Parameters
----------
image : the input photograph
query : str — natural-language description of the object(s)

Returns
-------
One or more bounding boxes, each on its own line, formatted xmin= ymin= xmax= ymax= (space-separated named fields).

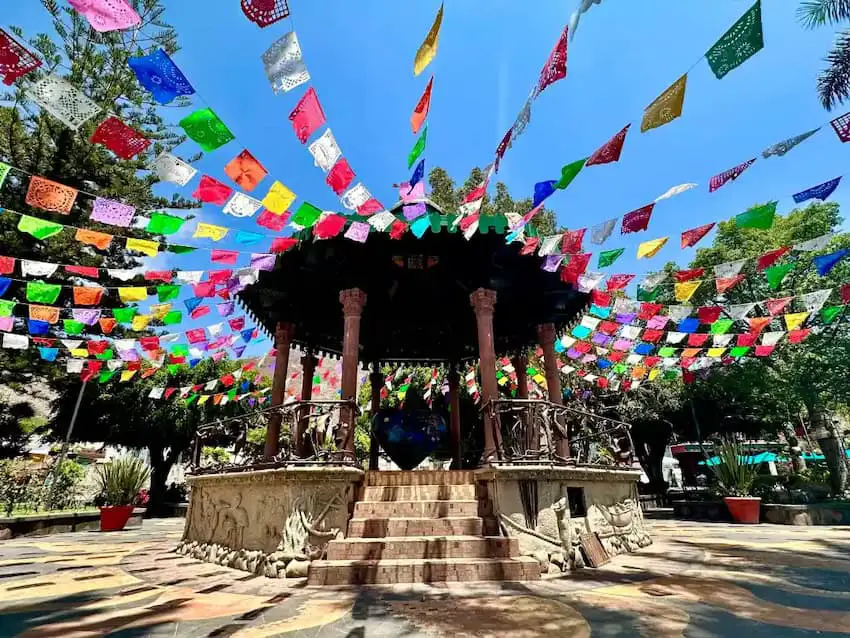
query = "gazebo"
xmin=179 ymin=202 xmax=651 ymax=585
xmin=237 ymin=200 xmax=589 ymax=466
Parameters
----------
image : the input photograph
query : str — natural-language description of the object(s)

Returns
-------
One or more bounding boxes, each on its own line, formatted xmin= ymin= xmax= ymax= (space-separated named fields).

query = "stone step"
xmin=308 ymin=557 xmax=540 ymax=585
xmin=347 ymin=517 xmax=483 ymax=538
xmin=326 ymin=536 xmax=519 ymax=561
xmin=362 ymin=484 xmax=477 ymax=502
xmin=353 ymin=500 xmax=479 ymax=519
xmin=365 ymin=470 xmax=475 ymax=487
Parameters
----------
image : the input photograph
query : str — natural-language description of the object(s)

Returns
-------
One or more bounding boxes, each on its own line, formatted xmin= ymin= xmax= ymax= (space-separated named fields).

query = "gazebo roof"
xmin=238 ymin=201 xmax=588 ymax=364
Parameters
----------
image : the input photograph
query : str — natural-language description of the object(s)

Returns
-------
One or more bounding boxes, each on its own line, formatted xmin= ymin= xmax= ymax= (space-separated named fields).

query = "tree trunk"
xmin=783 ymin=426 xmax=806 ymax=473
xmin=146 ymin=446 xmax=176 ymax=517
xmin=631 ymin=420 xmax=672 ymax=495
xmin=811 ymin=409 xmax=847 ymax=495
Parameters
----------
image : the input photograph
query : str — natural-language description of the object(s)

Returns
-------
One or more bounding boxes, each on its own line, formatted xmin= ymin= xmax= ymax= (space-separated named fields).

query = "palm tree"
xmin=799 ymin=0 xmax=850 ymax=109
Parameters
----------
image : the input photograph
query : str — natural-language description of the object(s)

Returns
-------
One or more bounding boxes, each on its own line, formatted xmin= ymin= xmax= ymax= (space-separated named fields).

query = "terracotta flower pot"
xmin=99 ymin=505 xmax=135 ymax=532
xmin=723 ymin=496 xmax=761 ymax=524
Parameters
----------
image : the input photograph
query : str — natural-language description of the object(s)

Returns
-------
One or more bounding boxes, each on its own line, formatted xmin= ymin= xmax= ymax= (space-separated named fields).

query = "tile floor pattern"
xmin=2 ymin=517 xmax=850 ymax=635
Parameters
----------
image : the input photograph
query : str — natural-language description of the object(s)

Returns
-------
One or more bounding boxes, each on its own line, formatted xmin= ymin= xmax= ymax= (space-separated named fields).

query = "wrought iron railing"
xmin=190 ymin=399 xmax=360 ymax=474
xmin=481 ymin=398 xmax=635 ymax=466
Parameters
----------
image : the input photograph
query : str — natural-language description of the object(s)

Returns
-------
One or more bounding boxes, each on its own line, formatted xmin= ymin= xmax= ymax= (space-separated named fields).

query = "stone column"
xmin=447 ymin=366 xmax=462 ymax=468
xmin=369 ymin=369 xmax=383 ymax=470
xmin=295 ymin=350 xmax=317 ymax=458
xmin=537 ymin=322 xmax=569 ymax=459
xmin=339 ymin=289 xmax=367 ymax=461
xmin=264 ymin=322 xmax=294 ymax=459
xmin=470 ymin=288 xmax=500 ymax=463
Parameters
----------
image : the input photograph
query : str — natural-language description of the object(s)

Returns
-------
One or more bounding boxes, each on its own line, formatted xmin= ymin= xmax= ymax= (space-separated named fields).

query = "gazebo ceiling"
xmin=238 ymin=203 xmax=588 ymax=363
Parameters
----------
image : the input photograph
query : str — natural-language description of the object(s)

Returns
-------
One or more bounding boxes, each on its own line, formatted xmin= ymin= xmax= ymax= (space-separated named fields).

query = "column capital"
xmin=275 ymin=321 xmax=295 ymax=345
xmin=446 ymin=367 xmax=460 ymax=383
xmin=536 ymin=322 xmax=557 ymax=346
xmin=300 ymin=352 xmax=317 ymax=367
xmin=339 ymin=288 xmax=367 ymax=316
xmin=369 ymin=369 xmax=384 ymax=386
xmin=469 ymin=288 xmax=497 ymax=314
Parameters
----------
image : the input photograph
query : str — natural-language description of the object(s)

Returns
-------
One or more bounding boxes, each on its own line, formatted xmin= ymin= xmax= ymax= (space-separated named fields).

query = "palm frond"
xmin=818 ymin=30 xmax=850 ymax=109
xmin=798 ymin=0 xmax=850 ymax=28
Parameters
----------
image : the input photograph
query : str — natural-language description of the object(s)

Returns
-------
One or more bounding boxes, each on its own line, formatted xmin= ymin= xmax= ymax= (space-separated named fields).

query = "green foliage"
xmin=201 ymin=446 xmax=232 ymax=465
xmin=428 ymin=167 xmax=559 ymax=235
xmin=0 ymin=0 xmax=197 ymax=385
xmin=0 ymin=459 xmax=40 ymax=516
xmin=0 ymin=398 xmax=39 ymax=459
xmin=711 ymin=438 xmax=760 ymax=497
xmin=44 ymin=460 xmax=84 ymax=511
xmin=797 ymin=1 xmax=850 ymax=108
xmin=94 ymin=456 xmax=150 ymax=506
xmin=49 ymin=358 xmax=253 ymax=509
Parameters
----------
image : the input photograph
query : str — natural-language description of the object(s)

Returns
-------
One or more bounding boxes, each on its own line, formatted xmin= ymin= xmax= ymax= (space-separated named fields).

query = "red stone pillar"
xmin=369 ymin=368 xmax=383 ymax=470
xmin=295 ymin=350 xmax=317 ymax=458
xmin=264 ymin=322 xmax=294 ymax=459
xmin=470 ymin=288 xmax=499 ymax=463
xmin=339 ymin=288 xmax=367 ymax=461
xmin=447 ymin=366 xmax=462 ymax=468
xmin=537 ymin=322 xmax=569 ymax=459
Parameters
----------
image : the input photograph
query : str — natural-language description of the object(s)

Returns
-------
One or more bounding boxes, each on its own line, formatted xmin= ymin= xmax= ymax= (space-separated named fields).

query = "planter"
xmin=99 ymin=505 xmax=135 ymax=532
xmin=723 ymin=496 xmax=761 ymax=524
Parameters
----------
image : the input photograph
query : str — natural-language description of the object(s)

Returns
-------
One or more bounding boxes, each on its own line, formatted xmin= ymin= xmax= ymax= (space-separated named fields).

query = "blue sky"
xmin=5 ymin=0 xmax=849 ymax=363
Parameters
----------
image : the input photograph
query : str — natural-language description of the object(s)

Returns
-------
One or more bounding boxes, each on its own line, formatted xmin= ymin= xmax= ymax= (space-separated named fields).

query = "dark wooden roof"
xmin=238 ymin=202 xmax=588 ymax=363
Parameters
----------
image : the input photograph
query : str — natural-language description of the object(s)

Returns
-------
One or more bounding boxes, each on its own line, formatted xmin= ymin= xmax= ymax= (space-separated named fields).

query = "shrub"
xmin=94 ymin=457 xmax=151 ymax=507
xmin=711 ymin=438 xmax=760 ymax=497
xmin=44 ymin=460 xmax=85 ymax=511
xmin=0 ymin=460 xmax=43 ymax=516
xmin=201 ymin=446 xmax=232 ymax=465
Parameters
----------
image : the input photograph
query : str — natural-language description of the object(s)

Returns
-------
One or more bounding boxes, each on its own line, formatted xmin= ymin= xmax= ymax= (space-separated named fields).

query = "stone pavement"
xmin=2 ymin=517 xmax=850 ymax=636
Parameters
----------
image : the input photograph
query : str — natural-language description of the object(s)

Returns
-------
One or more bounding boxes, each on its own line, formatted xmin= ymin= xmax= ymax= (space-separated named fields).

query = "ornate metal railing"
xmin=481 ymin=398 xmax=635 ymax=466
xmin=190 ymin=399 xmax=360 ymax=474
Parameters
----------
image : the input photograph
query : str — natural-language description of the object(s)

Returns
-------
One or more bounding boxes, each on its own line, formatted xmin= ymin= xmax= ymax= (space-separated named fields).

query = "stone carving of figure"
xmin=217 ymin=492 xmax=249 ymax=548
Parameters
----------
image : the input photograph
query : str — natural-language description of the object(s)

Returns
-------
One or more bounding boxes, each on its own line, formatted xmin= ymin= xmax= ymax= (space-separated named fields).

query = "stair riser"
xmin=308 ymin=560 xmax=540 ymax=585
xmin=327 ymin=537 xmax=519 ymax=560
xmin=353 ymin=501 xmax=478 ymax=518
xmin=366 ymin=470 xmax=475 ymax=487
xmin=347 ymin=518 xmax=482 ymax=538
xmin=362 ymin=484 xmax=476 ymax=501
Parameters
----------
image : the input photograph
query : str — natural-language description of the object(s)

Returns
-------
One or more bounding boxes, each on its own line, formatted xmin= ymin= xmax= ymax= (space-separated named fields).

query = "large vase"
xmin=99 ymin=505 xmax=135 ymax=532
xmin=723 ymin=497 xmax=761 ymax=524
xmin=373 ymin=409 xmax=448 ymax=470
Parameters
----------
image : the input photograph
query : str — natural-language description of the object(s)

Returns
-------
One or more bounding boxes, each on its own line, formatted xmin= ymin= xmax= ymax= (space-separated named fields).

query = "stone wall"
xmin=178 ymin=466 xmax=363 ymax=579
xmin=475 ymin=465 xmax=651 ymax=575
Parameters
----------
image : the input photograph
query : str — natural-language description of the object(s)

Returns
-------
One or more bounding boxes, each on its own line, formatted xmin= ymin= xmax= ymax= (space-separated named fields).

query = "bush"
xmin=201 ymin=446 xmax=232 ymax=465
xmin=0 ymin=460 xmax=43 ymax=516
xmin=94 ymin=457 xmax=151 ymax=507
xmin=44 ymin=460 xmax=85 ymax=511
xmin=711 ymin=438 xmax=760 ymax=497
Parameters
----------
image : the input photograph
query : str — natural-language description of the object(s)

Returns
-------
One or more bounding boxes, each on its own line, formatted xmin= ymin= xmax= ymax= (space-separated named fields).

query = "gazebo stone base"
xmin=474 ymin=465 xmax=652 ymax=575
xmin=180 ymin=466 xmax=364 ymax=578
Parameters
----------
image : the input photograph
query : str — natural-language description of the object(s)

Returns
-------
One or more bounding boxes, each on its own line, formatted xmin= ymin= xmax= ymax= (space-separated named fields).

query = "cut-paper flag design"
xmin=261 ymin=31 xmax=309 ymax=93
xmin=414 ymin=3 xmax=444 ymax=76
xmin=289 ymin=87 xmax=326 ymax=144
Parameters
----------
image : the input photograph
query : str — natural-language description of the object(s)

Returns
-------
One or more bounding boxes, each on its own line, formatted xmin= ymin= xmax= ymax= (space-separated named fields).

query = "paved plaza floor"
xmin=1 ymin=517 xmax=850 ymax=636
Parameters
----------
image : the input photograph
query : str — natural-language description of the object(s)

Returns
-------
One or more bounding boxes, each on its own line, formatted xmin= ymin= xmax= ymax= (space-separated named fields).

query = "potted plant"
xmin=711 ymin=438 xmax=761 ymax=523
xmin=94 ymin=457 xmax=151 ymax=532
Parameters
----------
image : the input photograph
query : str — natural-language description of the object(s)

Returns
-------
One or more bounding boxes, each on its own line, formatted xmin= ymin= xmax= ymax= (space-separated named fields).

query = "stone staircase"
xmin=307 ymin=470 xmax=540 ymax=585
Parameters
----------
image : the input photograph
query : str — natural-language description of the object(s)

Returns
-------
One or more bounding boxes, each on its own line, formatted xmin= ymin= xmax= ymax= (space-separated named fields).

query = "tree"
xmin=48 ymin=359 xmax=259 ymax=513
xmin=1 ymin=1 xmax=196 ymax=383
xmin=618 ymin=201 xmax=850 ymax=492
xmin=798 ymin=0 xmax=850 ymax=109
xmin=428 ymin=167 xmax=560 ymax=235
xmin=0 ymin=398 xmax=38 ymax=459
